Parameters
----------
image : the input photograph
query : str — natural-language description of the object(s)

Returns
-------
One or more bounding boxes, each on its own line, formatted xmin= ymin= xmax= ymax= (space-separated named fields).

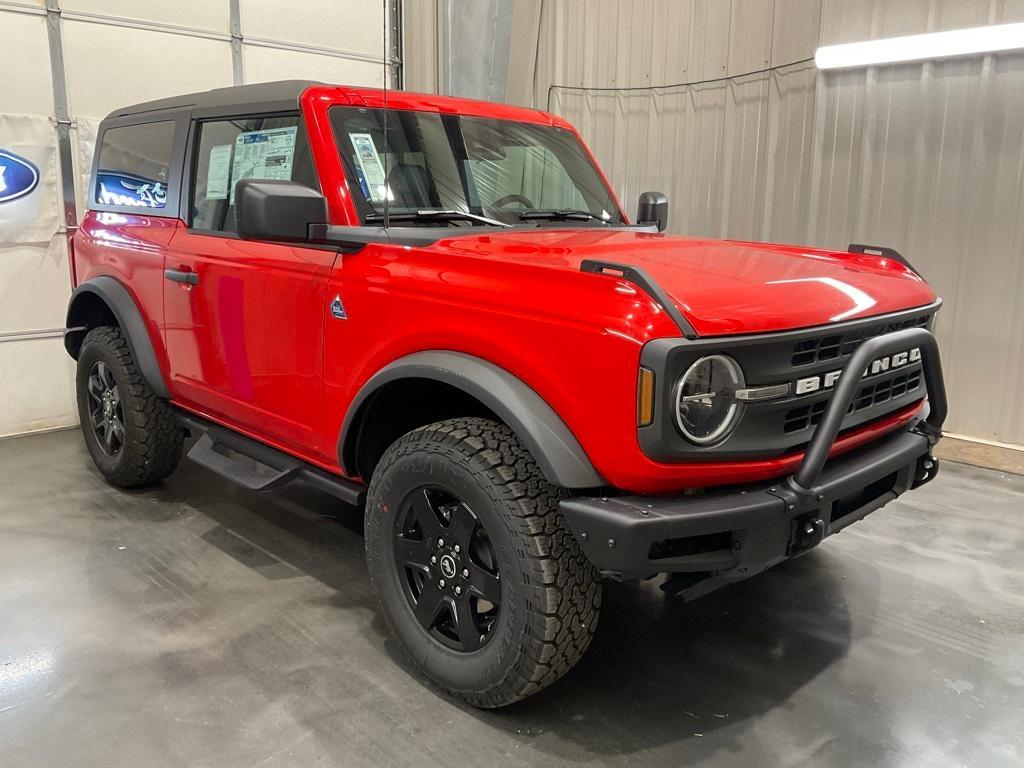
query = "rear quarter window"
xmin=93 ymin=121 xmax=175 ymax=209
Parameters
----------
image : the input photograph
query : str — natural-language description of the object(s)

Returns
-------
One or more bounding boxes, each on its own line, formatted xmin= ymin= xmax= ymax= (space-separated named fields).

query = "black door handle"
xmin=164 ymin=268 xmax=199 ymax=286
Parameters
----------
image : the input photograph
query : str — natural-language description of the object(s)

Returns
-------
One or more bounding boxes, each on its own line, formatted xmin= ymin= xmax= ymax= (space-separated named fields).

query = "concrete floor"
xmin=1 ymin=430 xmax=1022 ymax=768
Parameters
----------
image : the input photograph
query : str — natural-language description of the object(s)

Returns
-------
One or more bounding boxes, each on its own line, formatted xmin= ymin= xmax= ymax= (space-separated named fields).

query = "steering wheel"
xmin=492 ymin=193 xmax=535 ymax=209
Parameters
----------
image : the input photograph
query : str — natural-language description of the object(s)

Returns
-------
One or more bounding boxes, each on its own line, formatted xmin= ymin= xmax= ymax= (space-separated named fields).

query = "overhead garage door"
xmin=0 ymin=0 xmax=395 ymax=436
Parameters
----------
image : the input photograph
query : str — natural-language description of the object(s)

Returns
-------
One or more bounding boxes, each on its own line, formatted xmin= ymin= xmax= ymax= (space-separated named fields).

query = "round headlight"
xmin=675 ymin=355 xmax=745 ymax=445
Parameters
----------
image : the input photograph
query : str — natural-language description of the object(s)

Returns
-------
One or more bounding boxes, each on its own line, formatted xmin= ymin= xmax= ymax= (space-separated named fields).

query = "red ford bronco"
xmin=65 ymin=81 xmax=946 ymax=707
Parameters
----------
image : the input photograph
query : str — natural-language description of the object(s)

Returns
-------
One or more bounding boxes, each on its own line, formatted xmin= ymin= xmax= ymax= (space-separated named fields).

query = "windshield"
xmin=329 ymin=106 xmax=624 ymax=227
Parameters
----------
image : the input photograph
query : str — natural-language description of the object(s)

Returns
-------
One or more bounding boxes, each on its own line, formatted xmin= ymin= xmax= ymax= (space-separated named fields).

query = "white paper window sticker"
xmin=349 ymin=132 xmax=387 ymax=202
xmin=229 ymin=126 xmax=298 ymax=203
xmin=205 ymin=144 xmax=233 ymax=200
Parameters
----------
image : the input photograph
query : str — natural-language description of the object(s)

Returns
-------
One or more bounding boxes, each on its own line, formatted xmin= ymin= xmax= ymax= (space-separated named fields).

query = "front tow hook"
xmin=790 ymin=516 xmax=826 ymax=557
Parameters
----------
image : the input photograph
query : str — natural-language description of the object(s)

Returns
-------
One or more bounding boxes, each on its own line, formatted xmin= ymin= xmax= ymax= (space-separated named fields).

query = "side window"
xmin=94 ymin=121 xmax=175 ymax=209
xmin=191 ymin=115 xmax=318 ymax=233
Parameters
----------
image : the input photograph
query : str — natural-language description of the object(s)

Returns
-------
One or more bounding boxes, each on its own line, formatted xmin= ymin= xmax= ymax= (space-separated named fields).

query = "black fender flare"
xmin=339 ymin=351 xmax=605 ymax=489
xmin=64 ymin=276 xmax=170 ymax=399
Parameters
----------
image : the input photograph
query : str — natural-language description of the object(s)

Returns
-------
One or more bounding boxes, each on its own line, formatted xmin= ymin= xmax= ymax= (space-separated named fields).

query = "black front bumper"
xmin=560 ymin=327 xmax=947 ymax=597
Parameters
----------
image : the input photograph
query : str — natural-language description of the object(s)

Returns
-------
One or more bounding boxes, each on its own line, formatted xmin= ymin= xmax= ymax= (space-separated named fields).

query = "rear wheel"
xmin=365 ymin=417 xmax=601 ymax=708
xmin=75 ymin=326 xmax=183 ymax=487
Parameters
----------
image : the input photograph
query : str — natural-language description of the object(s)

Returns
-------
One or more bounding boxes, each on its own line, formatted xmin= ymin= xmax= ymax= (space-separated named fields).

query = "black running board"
xmin=177 ymin=412 xmax=365 ymax=506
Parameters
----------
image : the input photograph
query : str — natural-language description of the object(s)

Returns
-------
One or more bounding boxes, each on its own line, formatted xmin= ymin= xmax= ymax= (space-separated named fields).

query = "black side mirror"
xmin=236 ymin=179 xmax=328 ymax=242
xmin=636 ymin=191 xmax=668 ymax=232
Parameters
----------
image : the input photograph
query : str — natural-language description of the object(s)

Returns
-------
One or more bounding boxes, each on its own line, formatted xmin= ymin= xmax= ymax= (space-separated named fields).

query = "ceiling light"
xmin=815 ymin=22 xmax=1024 ymax=70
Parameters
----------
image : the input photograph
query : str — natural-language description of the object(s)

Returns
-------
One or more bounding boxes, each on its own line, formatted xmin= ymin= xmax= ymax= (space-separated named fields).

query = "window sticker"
xmin=230 ymin=126 xmax=298 ymax=202
xmin=205 ymin=144 xmax=233 ymax=200
xmin=349 ymin=133 xmax=387 ymax=201
xmin=352 ymin=165 xmax=370 ymax=200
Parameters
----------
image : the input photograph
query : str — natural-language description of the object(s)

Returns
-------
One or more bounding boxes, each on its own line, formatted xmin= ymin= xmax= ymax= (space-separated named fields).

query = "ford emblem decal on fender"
xmin=0 ymin=149 xmax=40 ymax=204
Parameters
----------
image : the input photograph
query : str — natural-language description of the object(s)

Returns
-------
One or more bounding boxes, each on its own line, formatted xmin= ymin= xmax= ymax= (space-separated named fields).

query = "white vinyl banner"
xmin=0 ymin=114 xmax=59 ymax=244
xmin=73 ymin=117 xmax=101 ymax=217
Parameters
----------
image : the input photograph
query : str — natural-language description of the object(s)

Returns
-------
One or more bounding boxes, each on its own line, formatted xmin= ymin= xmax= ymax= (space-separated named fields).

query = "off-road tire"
xmin=76 ymin=325 xmax=183 ymax=487
xmin=365 ymin=417 xmax=602 ymax=708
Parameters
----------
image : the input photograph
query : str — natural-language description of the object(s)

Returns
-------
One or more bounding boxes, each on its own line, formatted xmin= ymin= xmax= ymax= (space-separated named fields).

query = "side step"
xmin=188 ymin=432 xmax=301 ymax=490
xmin=178 ymin=413 xmax=365 ymax=507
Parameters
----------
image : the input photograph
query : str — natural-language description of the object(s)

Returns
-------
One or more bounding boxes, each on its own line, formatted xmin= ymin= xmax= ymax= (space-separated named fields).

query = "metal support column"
xmin=389 ymin=0 xmax=404 ymax=89
xmin=229 ymin=0 xmax=244 ymax=85
xmin=44 ymin=0 xmax=79 ymax=237
xmin=440 ymin=0 xmax=513 ymax=101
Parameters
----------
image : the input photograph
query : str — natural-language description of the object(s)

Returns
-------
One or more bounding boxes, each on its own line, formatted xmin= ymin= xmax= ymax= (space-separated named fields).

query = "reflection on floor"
xmin=1 ymin=430 xmax=1021 ymax=768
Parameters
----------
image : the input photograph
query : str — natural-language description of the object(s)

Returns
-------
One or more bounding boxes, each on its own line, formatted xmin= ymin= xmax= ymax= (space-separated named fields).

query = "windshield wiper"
xmin=519 ymin=208 xmax=610 ymax=223
xmin=366 ymin=209 xmax=512 ymax=228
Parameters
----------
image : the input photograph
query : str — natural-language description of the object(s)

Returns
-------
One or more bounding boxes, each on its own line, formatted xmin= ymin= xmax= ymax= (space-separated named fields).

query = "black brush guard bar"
xmin=560 ymin=327 xmax=947 ymax=586
xmin=789 ymin=326 xmax=945 ymax=492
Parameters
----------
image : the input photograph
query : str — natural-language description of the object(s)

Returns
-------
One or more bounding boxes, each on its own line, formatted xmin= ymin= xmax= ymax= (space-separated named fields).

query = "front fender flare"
xmin=339 ymin=351 xmax=605 ymax=489
xmin=64 ymin=276 xmax=170 ymax=399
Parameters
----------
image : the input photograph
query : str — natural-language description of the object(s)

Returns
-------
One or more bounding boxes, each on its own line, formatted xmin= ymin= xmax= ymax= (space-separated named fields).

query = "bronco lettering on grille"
xmin=794 ymin=347 xmax=921 ymax=396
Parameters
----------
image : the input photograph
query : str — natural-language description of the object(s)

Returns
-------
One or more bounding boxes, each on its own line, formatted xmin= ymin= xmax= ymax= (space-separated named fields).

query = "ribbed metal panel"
xmin=518 ymin=0 xmax=1024 ymax=446
xmin=402 ymin=0 xmax=443 ymax=94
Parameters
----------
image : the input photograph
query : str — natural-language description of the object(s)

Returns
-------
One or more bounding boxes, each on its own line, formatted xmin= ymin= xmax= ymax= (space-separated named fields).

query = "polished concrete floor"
xmin=1 ymin=429 xmax=1022 ymax=768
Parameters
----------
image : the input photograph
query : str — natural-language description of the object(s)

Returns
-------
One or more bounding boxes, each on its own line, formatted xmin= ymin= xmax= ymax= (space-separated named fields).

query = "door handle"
xmin=164 ymin=268 xmax=199 ymax=286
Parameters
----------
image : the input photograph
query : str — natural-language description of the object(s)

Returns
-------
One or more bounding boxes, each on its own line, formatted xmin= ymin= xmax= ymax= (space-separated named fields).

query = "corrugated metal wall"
xmin=504 ymin=0 xmax=1024 ymax=447
xmin=403 ymin=0 xmax=443 ymax=93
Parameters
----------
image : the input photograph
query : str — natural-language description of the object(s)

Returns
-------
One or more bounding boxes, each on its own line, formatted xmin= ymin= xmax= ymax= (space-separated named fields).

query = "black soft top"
xmin=108 ymin=80 xmax=325 ymax=119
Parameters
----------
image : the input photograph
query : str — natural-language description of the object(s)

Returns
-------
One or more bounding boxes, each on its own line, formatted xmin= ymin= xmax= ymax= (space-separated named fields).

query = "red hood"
xmin=432 ymin=229 xmax=937 ymax=336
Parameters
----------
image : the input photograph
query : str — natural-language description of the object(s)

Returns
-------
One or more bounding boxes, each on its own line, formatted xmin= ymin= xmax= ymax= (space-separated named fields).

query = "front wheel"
xmin=365 ymin=417 xmax=601 ymax=708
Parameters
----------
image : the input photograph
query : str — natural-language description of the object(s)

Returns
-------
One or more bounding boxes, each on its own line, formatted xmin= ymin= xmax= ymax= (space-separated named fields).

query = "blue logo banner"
xmin=0 ymin=149 xmax=40 ymax=204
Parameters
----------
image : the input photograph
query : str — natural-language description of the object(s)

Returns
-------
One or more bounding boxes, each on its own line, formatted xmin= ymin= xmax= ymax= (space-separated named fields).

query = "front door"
xmin=163 ymin=114 xmax=335 ymax=457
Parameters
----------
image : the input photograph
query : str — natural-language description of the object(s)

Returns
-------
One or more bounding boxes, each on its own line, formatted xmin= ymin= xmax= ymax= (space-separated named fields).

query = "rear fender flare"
xmin=339 ymin=351 xmax=605 ymax=489
xmin=64 ymin=276 xmax=169 ymax=399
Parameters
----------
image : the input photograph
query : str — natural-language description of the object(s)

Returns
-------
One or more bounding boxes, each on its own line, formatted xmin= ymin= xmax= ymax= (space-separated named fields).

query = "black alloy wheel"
xmin=87 ymin=360 xmax=125 ymax=457
xmin=366 ymin=417 xmax=601 ymax=707
xmin=75 ymin=325 xmax=183 ymax=488
xmin=394 ymin=486 xmax=502 ymax=652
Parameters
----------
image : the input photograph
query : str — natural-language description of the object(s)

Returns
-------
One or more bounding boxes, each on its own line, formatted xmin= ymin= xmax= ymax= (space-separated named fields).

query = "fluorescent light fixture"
xmin=815 ymin=22 xmax=1024 ymax=70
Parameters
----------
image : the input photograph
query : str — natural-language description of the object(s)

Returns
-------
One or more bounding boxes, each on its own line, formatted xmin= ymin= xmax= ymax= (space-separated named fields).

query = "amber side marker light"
xmin=637 ymin=367 xmax=655 ymax=427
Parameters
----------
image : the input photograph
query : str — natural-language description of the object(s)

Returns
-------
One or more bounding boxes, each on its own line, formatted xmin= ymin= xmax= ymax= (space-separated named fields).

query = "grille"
xmin=783 ymin=370 xmax=922 ymax=434
xmin=791 ymin=314 xmax=930 ymax=367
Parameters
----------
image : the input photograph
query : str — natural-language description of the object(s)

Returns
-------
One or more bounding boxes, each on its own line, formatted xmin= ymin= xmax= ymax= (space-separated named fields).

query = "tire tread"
xmin=370 ymin=417 xmax=601 ymax=708
xmin=78 ymin=326 xmax=182 ymax=487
